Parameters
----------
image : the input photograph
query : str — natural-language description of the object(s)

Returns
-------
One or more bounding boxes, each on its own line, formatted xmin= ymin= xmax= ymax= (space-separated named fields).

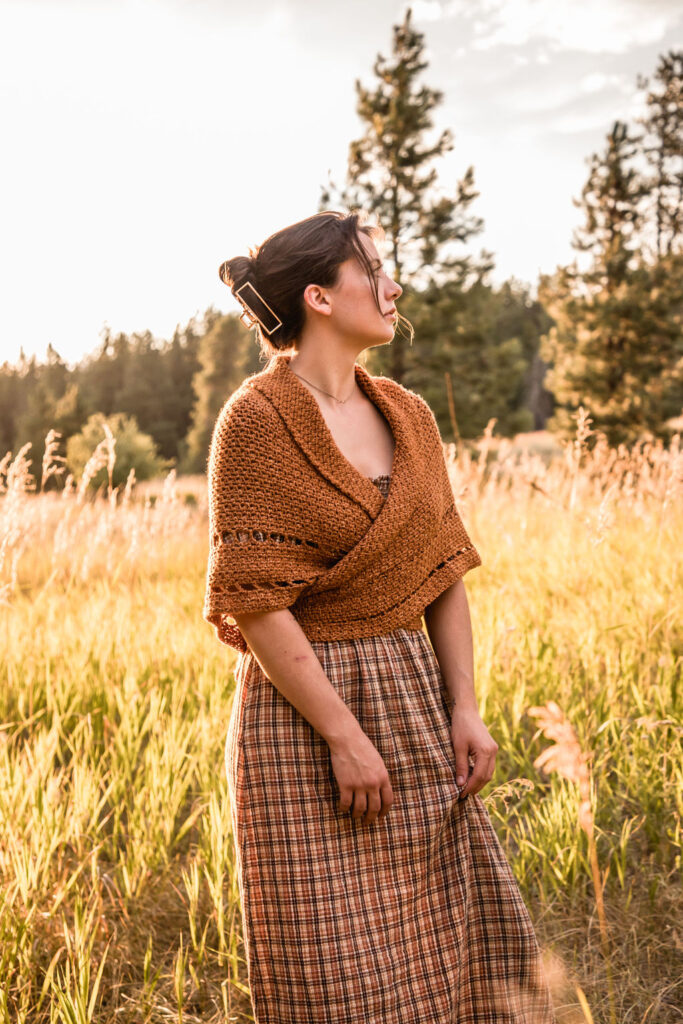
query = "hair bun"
xmin=218 ymin=255 xmax=257 ymax=290
xmin=218 ymin=260 xmax=231 ymax=286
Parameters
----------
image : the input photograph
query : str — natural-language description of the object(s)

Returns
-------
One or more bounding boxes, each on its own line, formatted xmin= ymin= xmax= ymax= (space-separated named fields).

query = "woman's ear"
xmin=302 ymin=283 xmax=333 ymax=318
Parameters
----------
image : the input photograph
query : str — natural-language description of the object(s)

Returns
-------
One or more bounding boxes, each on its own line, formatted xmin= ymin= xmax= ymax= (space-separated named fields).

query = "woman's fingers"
xmin=351 ymin=790 xmax=368 ymax=819
xmin=342 ymin=785 xmax=393 ymax=823
xmin=456 ymin=754 xmax=474 ymax=799
xmin=376 ymin=782 xmax=394 ymax=821
xmin=363 ymin=790 xmax=383 ymax=824
xmin=460 ymin=748 xmax=497 ymax=799
xmin=451 ymin=711 xmax=499 ymax=800
xmin=467 ymin=755 xmax=489 ymax=797
xmin=338 ymin=785 xmax=354 ymax=813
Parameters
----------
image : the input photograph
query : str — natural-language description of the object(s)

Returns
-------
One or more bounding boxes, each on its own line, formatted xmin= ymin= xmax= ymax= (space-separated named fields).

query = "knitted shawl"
xmin=203 ymin=353 xmax=481 ymax=653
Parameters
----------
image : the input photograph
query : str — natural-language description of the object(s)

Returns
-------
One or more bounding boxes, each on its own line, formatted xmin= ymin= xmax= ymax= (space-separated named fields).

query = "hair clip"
xmin=235 ymin=281 xmax=283 ymax=336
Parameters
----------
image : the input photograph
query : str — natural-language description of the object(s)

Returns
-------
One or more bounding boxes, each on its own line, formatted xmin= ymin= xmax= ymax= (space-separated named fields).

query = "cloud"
xmin=412 ymin=0 xmax=681 ymax=54
xmin=551 ymin=110 xmax=625 ymax=134
xmin=578 ymin=72 xmax=631 ymax=95
xmin=409 ymin=0 xmax=445 ymax=22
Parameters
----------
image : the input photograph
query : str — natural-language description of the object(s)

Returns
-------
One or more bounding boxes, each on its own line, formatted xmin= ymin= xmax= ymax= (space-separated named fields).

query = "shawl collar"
xmin=248 ymin=353 xmax=423 ymax=575
xmin=204 ymin=351 xmax=482 ymax=650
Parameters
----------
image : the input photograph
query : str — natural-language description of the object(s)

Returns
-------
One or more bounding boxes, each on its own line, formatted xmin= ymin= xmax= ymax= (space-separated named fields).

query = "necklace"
xmin=290 ymin=366 xmax=356 ymax=404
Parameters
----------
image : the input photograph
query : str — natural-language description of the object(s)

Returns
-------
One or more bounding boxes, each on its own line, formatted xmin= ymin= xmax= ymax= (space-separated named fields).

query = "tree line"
xmin=0 ymin=280 xmax=554 ymax=484
xmin=1 ymin=10 xmax=680 ymax=486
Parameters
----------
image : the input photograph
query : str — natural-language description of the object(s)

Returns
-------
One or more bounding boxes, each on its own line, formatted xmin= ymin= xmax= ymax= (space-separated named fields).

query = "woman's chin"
xmin=354 ymin=321 xmax=396 ymax=350
xmin=366 ymin=334 xmax=394 ymax=350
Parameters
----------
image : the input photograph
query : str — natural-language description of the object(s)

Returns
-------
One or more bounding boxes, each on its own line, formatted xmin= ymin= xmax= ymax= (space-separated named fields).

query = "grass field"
xmin=1 ymin=417 xmax=681 ymax=1023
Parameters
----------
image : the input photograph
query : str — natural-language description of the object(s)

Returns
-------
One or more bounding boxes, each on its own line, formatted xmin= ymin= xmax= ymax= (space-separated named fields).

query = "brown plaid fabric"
xmin=225 ymin=625 xmax=558 ymax=1023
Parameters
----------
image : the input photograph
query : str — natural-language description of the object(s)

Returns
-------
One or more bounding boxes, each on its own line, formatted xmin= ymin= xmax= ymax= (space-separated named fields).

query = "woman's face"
xmin=322 ymin=233 xmax=403 ymax=348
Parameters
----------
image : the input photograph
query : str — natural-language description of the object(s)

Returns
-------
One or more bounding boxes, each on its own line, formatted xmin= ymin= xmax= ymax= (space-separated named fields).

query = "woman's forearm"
xmin=231 ymin=607 xmax=364 ymax=750
xmin=424 ymin=578 xmax=479 ymax=713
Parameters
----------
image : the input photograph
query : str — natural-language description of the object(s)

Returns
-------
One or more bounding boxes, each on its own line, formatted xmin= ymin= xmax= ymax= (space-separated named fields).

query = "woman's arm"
xmin=233 ymin=606 xmax=360 ymax=744
xmin=231 ymin=607 xmax=395 ymax=825
xmin=424 ymin=578 xmax=479 ymax=712
xmin=424 ymin=579 xmax=498 ymax=800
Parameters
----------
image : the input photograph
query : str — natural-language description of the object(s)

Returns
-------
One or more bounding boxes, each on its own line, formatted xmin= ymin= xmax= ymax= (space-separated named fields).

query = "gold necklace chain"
xmin=290 ymin=368 xmax=356 ymax=404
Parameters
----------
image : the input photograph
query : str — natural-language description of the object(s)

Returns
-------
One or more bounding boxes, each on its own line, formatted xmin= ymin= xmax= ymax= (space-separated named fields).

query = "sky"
xmin=1 ymin=0 xmax=681 ymax=367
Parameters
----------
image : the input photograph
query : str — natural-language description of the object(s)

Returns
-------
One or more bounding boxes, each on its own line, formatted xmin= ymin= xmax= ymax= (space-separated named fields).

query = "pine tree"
xmin=401 ymin=277 xmax=551 ymax=439
xmin=635 ymin=50 xmax=683 ymax=259
xmin=321 ymin=6 xmax=492 ymax=383
xmin=79 ymin=329 xmax=132 ymax=419
xmin=116 ymin=330 xmax=175 ymax=455
xmin=571 ymin=120 xmax=648 ymax=294
xmin=538 ymin=118 xmax=675 ymax=444
xmin=184 ymin=314 xmax=262 ymax=472
xmin=166 ymin=318 xmax=201 ymax=460
xmin=12 ymin=346 xmax=66 ymax=460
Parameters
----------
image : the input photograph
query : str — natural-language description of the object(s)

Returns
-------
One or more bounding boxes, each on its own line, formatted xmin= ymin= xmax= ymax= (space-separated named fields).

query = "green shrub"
xmin=66 ymin=412 xmax=171 ymax=490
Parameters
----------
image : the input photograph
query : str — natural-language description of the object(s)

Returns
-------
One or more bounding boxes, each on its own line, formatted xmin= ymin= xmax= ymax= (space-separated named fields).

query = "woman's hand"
xmin=328 ymin=728 xmax=394 ymax=825
xmin=450 ymin=706 xmax=498 ymax=800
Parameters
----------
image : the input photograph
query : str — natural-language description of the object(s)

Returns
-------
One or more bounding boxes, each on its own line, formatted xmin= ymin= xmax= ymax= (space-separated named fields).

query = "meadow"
xmin=0 ymin=414 xmax=681 ymax=1023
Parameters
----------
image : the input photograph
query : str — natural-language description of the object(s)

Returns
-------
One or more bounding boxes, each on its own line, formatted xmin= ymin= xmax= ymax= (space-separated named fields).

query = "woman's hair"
xmin=218 ymin=210 xmax=411 ymax=358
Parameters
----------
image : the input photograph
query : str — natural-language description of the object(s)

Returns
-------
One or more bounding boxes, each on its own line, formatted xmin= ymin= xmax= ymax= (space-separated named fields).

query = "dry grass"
xmin=0 ymin=410 xmax=681 ymax=1023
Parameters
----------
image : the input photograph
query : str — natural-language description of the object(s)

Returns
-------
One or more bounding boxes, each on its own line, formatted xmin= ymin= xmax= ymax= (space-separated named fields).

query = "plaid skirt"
xmin=225 ymin=626 xmax=557 ymax=1024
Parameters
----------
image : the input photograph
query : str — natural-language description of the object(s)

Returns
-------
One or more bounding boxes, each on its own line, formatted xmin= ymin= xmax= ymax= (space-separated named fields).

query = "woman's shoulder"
xmin=371 ymin=372 xmax=433 ymax=420
xmin=208 ymin=383 xmax=284 ymax=480
xmin=214 ymin=375 xmax=279 ymax=433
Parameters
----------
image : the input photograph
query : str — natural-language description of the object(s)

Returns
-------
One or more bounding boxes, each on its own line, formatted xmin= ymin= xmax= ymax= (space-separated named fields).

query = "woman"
xmin=204 ymin=210 xmax=557 ymax=1023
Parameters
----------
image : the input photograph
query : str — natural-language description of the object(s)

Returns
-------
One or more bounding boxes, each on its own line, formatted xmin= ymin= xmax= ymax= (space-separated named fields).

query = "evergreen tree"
xmin=42 ymin=343 xmax=70 ymax=402
xmin=320 ymin=6 xmax=492 ymax=383
xmin=116 ymin=330 xmax=176 ymax=457
xmin=539 ymin=113 xmax=681 ymax=444
xmin=79 ymin=329 xmax=132 ymax=419
xmin=643 ymin=249 xmax=683 ymax=426
xmin=0 ymin=368 xmax=17 ymax=455
xmin=401 ymin=278 xmax=552 ymax=439
xmin=53 ymin=381 xmax=89 ymax=443
xmin=12 ymin=356 xmax=59 ymax=473
xmin=167 ymin=318 xmax=201 ymax=461
xmin=184 ymin=314 xmax=262 ymax=472
xmin=490 ymin=280 xmax=556 ymax=431
xmin=571 ymin=119 xmax=648 ymax=294
xmin=635 ymin=50 xmax=683 ymax=259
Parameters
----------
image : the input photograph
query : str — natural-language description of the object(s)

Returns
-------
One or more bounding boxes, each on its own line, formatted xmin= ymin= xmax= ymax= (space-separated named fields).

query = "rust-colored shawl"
xmin=203 ymin=353 xmax=481 ymax=652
